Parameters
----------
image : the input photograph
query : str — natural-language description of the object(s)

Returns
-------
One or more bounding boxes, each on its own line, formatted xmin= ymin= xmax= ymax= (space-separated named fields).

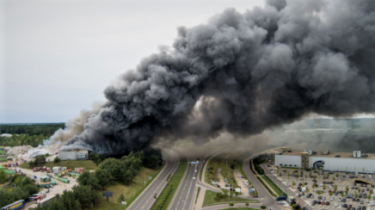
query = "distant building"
xmin=276 ymin=150 xmax=375 ymax=173
xmin=58 ymin=149 xmax=88 ymax=161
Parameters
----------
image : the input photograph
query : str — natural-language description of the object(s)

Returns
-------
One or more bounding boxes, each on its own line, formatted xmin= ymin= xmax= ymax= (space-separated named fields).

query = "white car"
xmin=334 ymin=203 xmax=338 ymax=207
xmin=195 ymin=170 xmax=197 ymax=173
xmin=192 ymin=177 xmax=196 ymax=180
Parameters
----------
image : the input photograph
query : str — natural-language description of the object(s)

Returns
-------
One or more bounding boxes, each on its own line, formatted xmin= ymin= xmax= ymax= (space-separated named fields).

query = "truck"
xmin=41 ymin=166 xmax=47 ymax=172
xmin=46 ymin=168 xmax=51 ymax=173
xmin=33 ymin=167 xmax=41 ymax=172
xmin=0 ymin=199 xmax=25 ymax=210
xmin=276 ymin=196 xmax=287 ymax=201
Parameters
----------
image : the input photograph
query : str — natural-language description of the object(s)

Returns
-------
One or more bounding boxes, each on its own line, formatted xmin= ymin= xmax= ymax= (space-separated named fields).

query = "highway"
xmin=127 ymin=151 xmax=180 ymax=210
xmin=168 ymin=158 xmax=202 ymax=210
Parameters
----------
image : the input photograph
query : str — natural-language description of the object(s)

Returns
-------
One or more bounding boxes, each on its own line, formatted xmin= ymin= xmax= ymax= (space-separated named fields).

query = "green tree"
xmin=329 ymin=191 xmax=333 ymax=196
xmin=323 ymin=184 xmax=326 ymax=190
xmin=35 ymin=155 xmax=46 ymax=165
xmin=53 ymin=156 xmax=60 ymax=163
xmin=0 ymin=170 xmax=7 ymax=184
xmin=355 ymin=192 xmax=358 ymax=198
xmin=334 ymin=185 xmax=338 ymax=191
xmin=306 ymin=187 xmax=310 ymax=193
xmin=346 ymin=186 xmax=349 ymax=192
xmin=95 ymin=169 xmax=111 ymax=189
xmin=118 ymin=194 xmax=125 ymax=202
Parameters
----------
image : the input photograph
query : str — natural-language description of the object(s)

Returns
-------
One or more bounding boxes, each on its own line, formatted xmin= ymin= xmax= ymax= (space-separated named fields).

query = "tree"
xmin=35 ymin=155 xmax=46 ymax=165
xmin=305 ymin=174 xmax=307 ymax=179
xmin=329 ymin=191 xmax=333 ymax=196
xmin=0 ymin=170 xmax=7 ymax=184
xmin=53 ymin=156 xmax=60 ymax=163
xmin=355 ymin=192 xmax=358 ymax=198
xmin=346 ymin=186 xmax=349 ymax=192
xmin=323 ymin=184 xmax=326 ymax=190
xmin=306 ymin=187 xmax=310 ymax=193
xmin=334 ymin=185 xmax=338 ymax=191
xmin=292 ymin=181 xmax=295 ymax=187
xmin=118 ymin=193 xmax=125 ymax=202
xmin=370 ymin=189 xmax=373 ymax=195
xmin=95 ymin=169 xmax=112 ymax=189
xmin=341 ymin=191 xmax=344 ymax=197
xmin=317 ymin=191 xmax=321 ymax=195
xmin=312 ymin=184 xmax=315 ymax=191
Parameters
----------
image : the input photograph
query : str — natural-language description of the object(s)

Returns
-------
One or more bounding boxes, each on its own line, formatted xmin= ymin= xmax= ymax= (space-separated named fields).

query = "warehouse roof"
xmin=279 ymin=151 xmax=375 ymax=160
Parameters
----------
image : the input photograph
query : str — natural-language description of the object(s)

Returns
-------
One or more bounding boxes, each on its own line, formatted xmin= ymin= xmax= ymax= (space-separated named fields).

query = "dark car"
xmin=335 ymin=155 xmax=341 ymax=157
xmin=217 ymin=184 xmax=220 ymax=188
xmin=326 ymin=201 xmax=330 ymax=205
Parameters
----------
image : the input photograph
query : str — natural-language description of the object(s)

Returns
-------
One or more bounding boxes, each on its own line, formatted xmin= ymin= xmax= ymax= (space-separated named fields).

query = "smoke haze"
xmin=49 ymin=0 xmax=375 ymax=155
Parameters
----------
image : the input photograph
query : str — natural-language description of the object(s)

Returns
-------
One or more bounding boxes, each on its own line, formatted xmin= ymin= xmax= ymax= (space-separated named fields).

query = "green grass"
xmin=151 ymin=160 xmax=187 ymax=210
xmin=202 ymin=190 xmax=258 ymax=207
xmin=205 ymin=159 xmax=240 ymax=188
xmin=20 ymin=160 xmax=98 ymax=170
xmin=195 ymin=187 xmax=201 ymax=204
xmin=262 ymin=175 xmax=284 ymax=196
xmin=256 ymin=177 xmax=277 ymax=197
xmin=93 ymin=166 xmax=163 ymax=210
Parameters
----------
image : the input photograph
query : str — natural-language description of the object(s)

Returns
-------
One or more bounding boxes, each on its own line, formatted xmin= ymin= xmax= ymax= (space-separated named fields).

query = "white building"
xmin=58 ymin=149 xmax=88 ymax=161
xmin=275 ymin=150 xmax=375 ymax=173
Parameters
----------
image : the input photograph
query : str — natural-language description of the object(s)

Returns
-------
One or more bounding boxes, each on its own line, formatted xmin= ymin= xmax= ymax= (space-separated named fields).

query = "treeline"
xmin=0 ymin=174 xmax=39 ymax=207
xmin=0 ymin=134 xmax=49 ymax=147
xmin=31 ymin=185 xmax=101 ymax=210
xmin=82 ymin=151 xmax=146 ymax=189
xmin=30 ymin=150 xmax=163 ymax=210
xmin=0 ymin=123 xmax=64 ymax=136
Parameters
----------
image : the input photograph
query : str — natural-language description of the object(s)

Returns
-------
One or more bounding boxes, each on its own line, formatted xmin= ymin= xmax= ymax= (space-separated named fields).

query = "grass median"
xmin=203 ymin=190 xmax=259 ymax=207
xmin=151 ymin=160 xmax=187 ymax=210
xmin=262 ymin=175 xmax=284 ymax=196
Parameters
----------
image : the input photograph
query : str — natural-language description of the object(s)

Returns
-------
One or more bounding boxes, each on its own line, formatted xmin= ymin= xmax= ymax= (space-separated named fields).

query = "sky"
xmin=1 ymin=0 xmax=374 ymax=124
xmin=0 ymin=0 xmax=266 ymax=123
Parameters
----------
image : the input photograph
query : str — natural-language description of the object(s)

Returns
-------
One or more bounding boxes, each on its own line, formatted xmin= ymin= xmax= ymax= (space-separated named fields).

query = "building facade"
xmin=275 ymin=151 xmax=375 ymax=173
xmin=58 ymin=149 xmax=88 ymax=161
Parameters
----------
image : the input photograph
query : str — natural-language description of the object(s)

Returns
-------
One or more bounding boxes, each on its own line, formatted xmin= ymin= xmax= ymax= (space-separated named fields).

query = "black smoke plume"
xmin=52 ymin=0 xmax=375 ymax=155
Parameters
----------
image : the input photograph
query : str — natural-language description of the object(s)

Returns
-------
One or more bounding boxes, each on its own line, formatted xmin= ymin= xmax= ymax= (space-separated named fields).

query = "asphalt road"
xmin=127 ymin=152 xmax=180 ymax=210
xmin=169 ymin=158 xmax=202 ymax=210
xmin=243 ymin=157 xmax=279 ymax=210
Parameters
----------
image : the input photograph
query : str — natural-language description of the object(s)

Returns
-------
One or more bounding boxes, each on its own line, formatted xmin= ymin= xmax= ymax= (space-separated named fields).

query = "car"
xmin=360 ymin=201 xmax=364 ymax=204
xmin=342 ymin=198 xmax=347 ymax=202
xmin=193 ymin=177 xmax=196 ymax=180
xmin=334 ymin=203 xmax=338 ymax=206
xmin=277 ymin=201 xmax=286 ymax=205
xmin=357 ymin=207 xmax=361 ymax=210
xmin=323 ymin=196 xmax=326 ymax=200
xmin=331 ymin=197 xmax=335 ymax=201
xmin=216 ymin=184 xmax=220 ymax=188
xmin=317 ymin=201 xmax=321 ymax=204
xmin=195 ymin=170 xmax=197 ymax=172
xmin=356 ymin=198 xmax=360 ymax=202
xmin=322 ymin=201 xmax=326 ymax=205
xmin=339 ymin=198 xmax=342 ymax=202
xmin=44 ymin=185 xmax=49 ymax=188
xmin=343 ymin=204 xmax=348 ymax=208
xmin=335 ymin=155 xmax=341 ymax=157
xmin=318 ymin=196 xmax=322 ymax=200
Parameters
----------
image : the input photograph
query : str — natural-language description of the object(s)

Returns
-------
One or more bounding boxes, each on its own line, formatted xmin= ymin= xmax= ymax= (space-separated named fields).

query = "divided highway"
xmin=128 ymin=152 xmax=179 ymax=210
xmin=169 ymin=158 xmax=202 ymax=210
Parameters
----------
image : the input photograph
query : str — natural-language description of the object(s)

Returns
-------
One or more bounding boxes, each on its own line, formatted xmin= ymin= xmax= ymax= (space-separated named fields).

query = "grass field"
xmin=20 ymin=160 xmax=98 ymax=170
xmin=93 ymin=166 xmax=163 ymax=210
xmin=262 ymin=175 xmax=284 ymax=196
xmin=151 ymin=160 xmax=187 ymax=210
xmin=202 ymin=190 xmax=258 ymax=207
xmin=256 ymin=177 xmax=277 ymax=197
xmin=205 ymin=159 xmax=240 ymax=188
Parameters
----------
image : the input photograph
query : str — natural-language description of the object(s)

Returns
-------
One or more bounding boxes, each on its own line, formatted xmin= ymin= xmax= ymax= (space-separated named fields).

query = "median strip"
xmin=151 ymin=160 xmax=187 ymax=210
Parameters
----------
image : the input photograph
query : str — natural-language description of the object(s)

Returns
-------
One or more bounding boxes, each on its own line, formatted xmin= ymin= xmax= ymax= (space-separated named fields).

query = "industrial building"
xmin=275 ymin=149 xmax=375 ymax=173
xmin=58 ymin=149 xmax=88 ymax=161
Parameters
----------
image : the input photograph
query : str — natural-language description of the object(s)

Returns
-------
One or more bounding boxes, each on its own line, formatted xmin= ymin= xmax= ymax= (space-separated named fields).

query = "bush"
xmin=229 ymin=203 xmax=234 ymax=206
xmin=245 ymin=203 xmax=249 ymax=206
xmin=261 ymin=205 xmax=267 ymax=209
xmin=53 ymin=156 xmax=60 ymax=163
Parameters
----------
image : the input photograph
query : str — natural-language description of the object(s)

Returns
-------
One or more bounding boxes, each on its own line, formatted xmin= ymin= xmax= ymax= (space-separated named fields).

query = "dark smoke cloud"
xmin=55 ymin=0 xmax=375 ymax=155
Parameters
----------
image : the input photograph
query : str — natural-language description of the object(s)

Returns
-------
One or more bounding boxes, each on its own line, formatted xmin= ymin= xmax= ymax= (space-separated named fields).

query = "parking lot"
xmin=265 ymin=165 xmax=375 ymax=210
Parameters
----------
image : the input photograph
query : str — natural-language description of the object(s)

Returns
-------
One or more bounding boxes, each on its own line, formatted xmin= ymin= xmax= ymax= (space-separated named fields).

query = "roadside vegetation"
xmin=256 ymin=176 xmax=277 ymax=197
xmin=262 ymin=175 xmax=284 ymax=196
xmin=151 ymin=160 xmax=187 ymax=210
xmin=0 ymin=123 xmax=64 ymax=147
xmin=206 ymin=158 xmax=240 ymax=188
xmin=20 ymin=159 xmax=98 ymax=170
xmin=202 ymin=190 xmax=258 ymax=207
xmin=0 ymin=174 xmax=40 ymax=207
